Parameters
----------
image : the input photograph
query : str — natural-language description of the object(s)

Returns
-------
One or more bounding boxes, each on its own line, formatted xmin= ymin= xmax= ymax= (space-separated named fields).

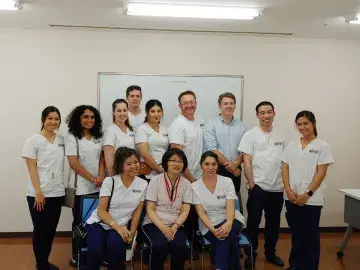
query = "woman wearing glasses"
xmin=142 ymin=148 xmax=192 ymax=270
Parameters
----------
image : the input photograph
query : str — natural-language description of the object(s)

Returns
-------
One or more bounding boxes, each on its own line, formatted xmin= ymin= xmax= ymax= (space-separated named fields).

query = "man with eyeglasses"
xmin=168 ymin=90 xmax=204 ymax=260
xmin=168 ymin=90 xmax=204 ymax=183
xmin=204 ymin=92 xmax=246 ymax=213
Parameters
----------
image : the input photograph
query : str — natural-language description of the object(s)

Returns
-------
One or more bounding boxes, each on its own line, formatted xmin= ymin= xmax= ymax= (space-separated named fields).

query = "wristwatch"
xmin=305 ymin=189 xmax=313 ymax=197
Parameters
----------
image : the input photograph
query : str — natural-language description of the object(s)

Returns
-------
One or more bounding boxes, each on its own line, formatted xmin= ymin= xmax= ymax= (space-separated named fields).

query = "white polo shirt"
xmin=128 ymin=110 xmax=146 ymax=130
xmin=143 ymin=173 xmax=192 ymax=226
xmin=22 ymin=134 xmax=65 ymax=198
xmin=102 ymin=123 xmax=135 ymax=151
xmin=65 ymin=133 xmax=102 ymax=195
xmin=86 ymin=175 xmax=148 ymax=230
xmin=168 ymin=114 xmax=204 ymax=180
xmin=192 ymin=175 xmax=245 ymax=235
xmin=135 ymin=123 xmax=169 ymax=178
xmin=238 ymin=126 xmax=286 ymax=192
xmin=279 ymin=138 xmax=334 ymax=206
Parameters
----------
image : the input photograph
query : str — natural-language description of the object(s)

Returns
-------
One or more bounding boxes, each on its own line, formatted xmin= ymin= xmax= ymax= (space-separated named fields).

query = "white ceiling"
xmin=1 ymin=0 xmax=360 ymax=40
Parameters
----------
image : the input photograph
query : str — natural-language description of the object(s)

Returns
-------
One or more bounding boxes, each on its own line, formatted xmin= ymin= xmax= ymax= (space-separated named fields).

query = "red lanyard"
xmin=164 ymin=174 xmax=180 ymax=205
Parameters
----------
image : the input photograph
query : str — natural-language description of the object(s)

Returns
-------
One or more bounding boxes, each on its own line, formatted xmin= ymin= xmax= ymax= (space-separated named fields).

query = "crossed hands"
xmin=286 ymin=188 xmax=310 ymax=206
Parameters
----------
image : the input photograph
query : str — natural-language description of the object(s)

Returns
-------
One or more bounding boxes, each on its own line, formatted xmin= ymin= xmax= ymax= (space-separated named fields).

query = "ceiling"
xmin=1 ymin=0 xmax=360 ymax=40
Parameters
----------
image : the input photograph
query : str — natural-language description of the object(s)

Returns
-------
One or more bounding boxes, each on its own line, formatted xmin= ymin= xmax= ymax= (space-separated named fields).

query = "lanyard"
xmin=164 ymin=174 xmax=180 ymax=205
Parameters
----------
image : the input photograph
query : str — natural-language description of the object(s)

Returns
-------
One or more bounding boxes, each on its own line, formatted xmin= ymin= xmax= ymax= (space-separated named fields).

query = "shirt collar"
xmin=218 ymin=115 xmax=236 ymax=125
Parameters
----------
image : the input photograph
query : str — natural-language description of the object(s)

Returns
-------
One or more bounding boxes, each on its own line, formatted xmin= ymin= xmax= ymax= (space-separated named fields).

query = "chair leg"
xmin=201 ymin=246 xmax=204 ymax=270
xmin=141 ymin=249 xmax=143 ymax=270
xmin=77 ymin=252 xmax=80 ymax=270
xmin=250 ymin=246 xmax=254 ymax=270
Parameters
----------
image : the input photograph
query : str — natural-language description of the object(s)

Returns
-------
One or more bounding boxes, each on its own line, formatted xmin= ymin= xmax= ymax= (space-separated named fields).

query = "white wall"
xmin=1 ymin=28 xmax=359 ymax=232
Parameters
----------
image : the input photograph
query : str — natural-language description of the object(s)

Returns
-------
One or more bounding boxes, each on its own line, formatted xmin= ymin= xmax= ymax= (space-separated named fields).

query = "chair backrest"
xmin=80 ymin=195 xmax=99 ymax=225
xmin=235 ymin=197 xmax=241 ymax=212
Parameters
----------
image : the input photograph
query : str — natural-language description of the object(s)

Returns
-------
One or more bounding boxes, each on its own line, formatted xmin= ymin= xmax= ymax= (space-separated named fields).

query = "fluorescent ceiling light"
xmin=347 ymin=14 xmax=360 ymax=24
xmin=0 ymin=0 xmax=20 ymax=10
xmin=125 ymin=3 xmax=260 ymax=20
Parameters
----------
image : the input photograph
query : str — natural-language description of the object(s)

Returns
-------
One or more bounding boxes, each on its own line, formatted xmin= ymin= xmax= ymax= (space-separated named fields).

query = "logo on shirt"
xmin=200 ymin=123 xmax=204 ymax=128
xmin=274 ymin=142 xmax=283 ymax=146
xmin=58 ymin=144 xmax=65 ymax=147
xmin=129 ymin=134 xmax=135 ymax=137
xmin=93 ymin=139 xmax=101 ymax=144
xmin=309 ymin=149 xmax=320 ymax=154
xmin=133 ymin=189 xmax=142 ymax=193
xmin=217 ymin=195 xmax=226 ymax=200
xmin=163 ymin=133 xmax=169 ymax=137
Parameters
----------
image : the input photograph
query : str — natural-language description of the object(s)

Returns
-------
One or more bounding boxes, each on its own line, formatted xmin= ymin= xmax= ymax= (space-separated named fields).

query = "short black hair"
xmin=162 ymin=148 xmax=188 ymax=173
xmin=66 ymin=105 xmax=103 ymax=139
xmin=255 ymin=101 xmax=274 ymax=113
xmin=126 ymin=85 xmax=142 ymax=98
xmin=200 ymin=151 xmax=219 ymax=165
xmin=41 ymin=106 xmax=61 ymax=131
xmin=113 ymin=147 xmax=139 ymax=175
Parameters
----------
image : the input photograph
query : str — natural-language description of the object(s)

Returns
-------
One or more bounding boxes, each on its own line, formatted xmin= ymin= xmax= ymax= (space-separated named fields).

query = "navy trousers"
xmin=285 ymin=201 xmax=322 ymax=270
xmin=27 ymin=196 xmax=63 ymax=270
xmin=85 ymin=223 xmax=126 ymax=270
xmin=143 ymin=223 xmax=187 ymax=270
xmin=204 ymin=220 xmax=242 ymax=270
xmin=244 ymin=184 xmax=284 ymax=259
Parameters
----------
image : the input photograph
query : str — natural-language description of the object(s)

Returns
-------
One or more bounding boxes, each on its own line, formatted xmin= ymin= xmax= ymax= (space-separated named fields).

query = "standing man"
xmin=168 ymin=90 xmax=204 ymax=182
xmin=238 ymin=101 xmax=286 ymax=269
xmin=204 ymin=92 xmax=246 ymax=213
xmin=126 ymin=85 xmax=146 ymax=129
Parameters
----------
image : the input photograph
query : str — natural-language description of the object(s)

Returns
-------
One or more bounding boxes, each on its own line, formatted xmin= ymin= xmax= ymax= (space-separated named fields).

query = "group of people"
xmin=22 ymin=84 xmax=334 ymax=270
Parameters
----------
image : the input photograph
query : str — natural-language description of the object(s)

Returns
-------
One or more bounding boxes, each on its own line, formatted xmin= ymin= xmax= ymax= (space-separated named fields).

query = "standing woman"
xmin=65 ymin=105 xmax=105 ymax=267
xmin=103 ymin=99 xmax=135 ymax=176
xmin=280 ymin=111 xmax=334 ymax=270
xmin=135 ymin=99 xmax=169 ymax=180
xmin=192 ymin=151 xmax=245 ymax=270
xmin=22 ymin=106 xmax=65 ymax=270
xmin=142 ymin=148 xmax=192 ymax=270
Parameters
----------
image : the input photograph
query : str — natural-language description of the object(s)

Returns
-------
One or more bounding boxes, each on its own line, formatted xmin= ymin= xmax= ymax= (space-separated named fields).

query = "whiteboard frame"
xmin=97 ymin=72 xmax=245 ymax=120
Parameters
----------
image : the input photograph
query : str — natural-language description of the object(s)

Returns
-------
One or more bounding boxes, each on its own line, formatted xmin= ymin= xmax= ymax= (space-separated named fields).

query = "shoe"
xmin=35 ymin=263 xmax=59 ymax=270
xmin=244 ymin=258 xmax=255 ymax=270
xmin=266 ymin=254 xmax=285 ymax=267
xmin=69 ymin=258 xmax=77 ymax=268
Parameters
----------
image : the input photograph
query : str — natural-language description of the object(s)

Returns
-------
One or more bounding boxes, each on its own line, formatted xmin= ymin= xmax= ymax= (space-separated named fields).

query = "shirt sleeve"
xmin=278 ymin=141 xmax=292 ymax=164
xmin=224 ymin=177 xmax=237 ymax=200
xmin=102 ymin=127 xmax=116 ymax=147
xmin=238 ymin=131 xmax=253 ymax=155
xmin=182 ymin=179 xmax=193 ymax=204
xmin=318 ymin=141 xmax=335 ymax=165
xmin=191 ymin=184 xmax=201 ymax=205
xmin=145 ymin=175 xmax=159 ymax=202
xmin=22 ymin=136 xmax=37 ymax=159
xmin=135 ymin=125 xmax=148 ymax=144
xmin=168 ymin=120 xmax=185 ymax=145
xmin=99 ymin=177 xmax=113 ymax=197
xmin=65 ymin=134 xmax=78 ymax=156
xmin=204 ymin=119 xmax=218 ymax=151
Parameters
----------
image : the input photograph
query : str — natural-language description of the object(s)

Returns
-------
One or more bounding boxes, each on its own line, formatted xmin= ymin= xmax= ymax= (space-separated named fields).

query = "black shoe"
xmin=266 ymin=254 xmax=285 ymax=267
xmin=36 ymin=263 xmax=59 ymax=270
xmin=244 ymin=258 xmax=255 ymax=270
xmin=69 ymin=258 xmax=77 ymax=268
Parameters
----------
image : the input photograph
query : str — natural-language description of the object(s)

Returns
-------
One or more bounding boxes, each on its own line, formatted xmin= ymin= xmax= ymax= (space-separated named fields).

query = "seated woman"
xmin=84 ymin=147 xmax=148 ymax=270
xmin=192 ymin=151 xmax=246 ymax=270
xmin=142 ymin=148 xmax=192 ymax=270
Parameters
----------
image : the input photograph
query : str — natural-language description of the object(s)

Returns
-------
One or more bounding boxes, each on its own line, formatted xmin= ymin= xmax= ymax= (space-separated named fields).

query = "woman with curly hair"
xmin=64 ymin=105 xmax=105 ymax=267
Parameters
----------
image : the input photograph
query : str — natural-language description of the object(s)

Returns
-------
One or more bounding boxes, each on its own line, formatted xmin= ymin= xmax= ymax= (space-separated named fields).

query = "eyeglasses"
xmin=180 ymin=101 xmax=197 ymax=107
xmin=168 ymin=160 xmax=184 ymax=164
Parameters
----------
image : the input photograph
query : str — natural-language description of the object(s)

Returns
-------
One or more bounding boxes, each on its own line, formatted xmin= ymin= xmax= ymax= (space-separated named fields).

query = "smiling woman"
xmin=64 ymin=105 xmax=105 ymax=267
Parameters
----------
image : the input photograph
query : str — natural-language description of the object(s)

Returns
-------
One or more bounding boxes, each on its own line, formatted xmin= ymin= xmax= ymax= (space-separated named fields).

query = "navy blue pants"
xmin=143 ymin=223 xmax=187 ymax=270
xmin=72 ymin=192 xmax=99 ymax=260
xmin=285 ymin=201 xmax=322 ymax=270
xmin=84 ymin=223 xmax=126 ymax=270
xmin=244 ymin=184 xmax=284 ymax=258
xmin=27 ymin=196 xmax=63 ymax=270
xmin=218 ymin=165 xmax=243 ymax=214
xmin=204 ymin=220 xmax=242 ymax=270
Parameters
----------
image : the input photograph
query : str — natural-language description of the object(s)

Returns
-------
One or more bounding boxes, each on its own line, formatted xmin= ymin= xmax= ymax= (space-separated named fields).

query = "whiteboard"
xmin=98 ymin=73 xmax=244 ymax=129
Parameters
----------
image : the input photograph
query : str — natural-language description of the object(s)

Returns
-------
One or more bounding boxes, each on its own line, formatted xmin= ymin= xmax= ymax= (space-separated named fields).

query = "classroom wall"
xmin=0 ymin=28 xmax=359 ymax=232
